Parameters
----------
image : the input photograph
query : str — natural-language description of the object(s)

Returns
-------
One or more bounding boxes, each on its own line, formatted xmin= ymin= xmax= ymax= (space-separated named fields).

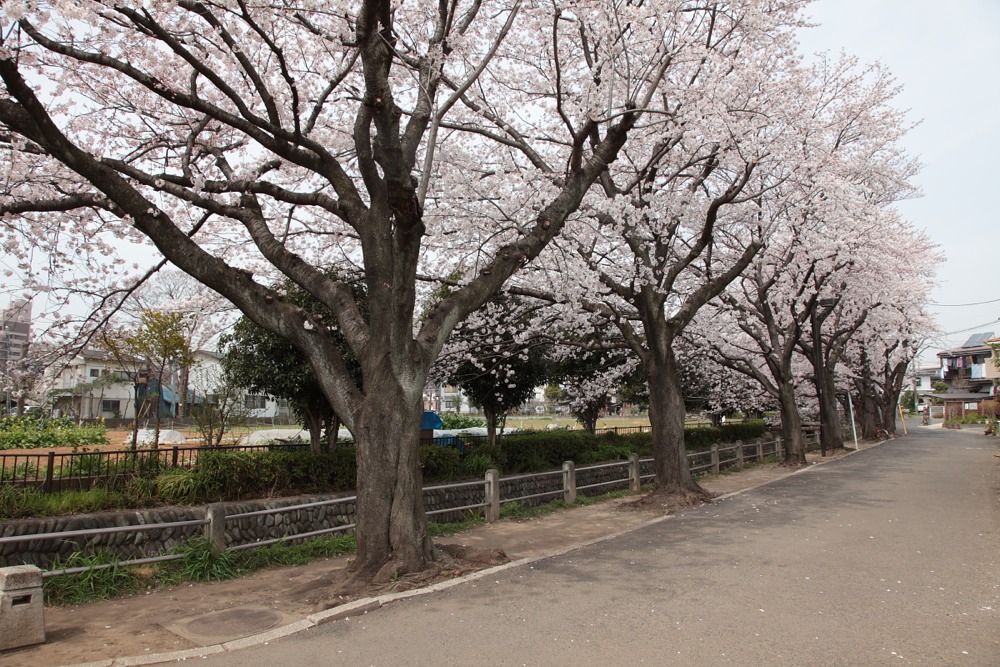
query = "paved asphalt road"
xmin=200 ymin=426 xmax=1000 ymax=666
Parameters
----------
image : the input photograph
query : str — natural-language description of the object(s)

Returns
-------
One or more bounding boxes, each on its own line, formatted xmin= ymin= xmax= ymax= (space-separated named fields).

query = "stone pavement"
xmin=5 ymin=444 xmax=870 ymax=667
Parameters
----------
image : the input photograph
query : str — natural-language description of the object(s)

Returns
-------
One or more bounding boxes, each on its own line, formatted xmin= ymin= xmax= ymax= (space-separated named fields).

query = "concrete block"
xmin=0 ymin=564 xmax=45 ymax=651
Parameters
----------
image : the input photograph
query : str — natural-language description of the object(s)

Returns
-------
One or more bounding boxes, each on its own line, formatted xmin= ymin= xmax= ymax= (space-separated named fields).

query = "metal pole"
xmin=847 ymin=391 xmax=859 ymax=450
xmin=811 ymin=307 xmax=827 ymax=457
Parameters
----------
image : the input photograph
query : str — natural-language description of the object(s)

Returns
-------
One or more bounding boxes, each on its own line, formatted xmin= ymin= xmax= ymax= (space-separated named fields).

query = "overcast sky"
xmin=798 ymin=0 xmax=1000 ymax=363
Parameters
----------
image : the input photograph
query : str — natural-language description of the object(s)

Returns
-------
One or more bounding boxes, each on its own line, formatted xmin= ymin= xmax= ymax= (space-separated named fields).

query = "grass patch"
xmin=574 ymin=488 xmax=636 ymax=505
xmin=499 ymin=499 xmax=572 ymax=520
xmin=238 ymin=534 xmax=356 ymax=569
xmin=0 ymin=485 xmax=134 ymax=519
xmin=44 ymin=551 xmax=142 ymax=605
xmin=158 ymin=538 xmax=245 ymax=583
xmin=429 ymin=515 xmax=484 ymax=537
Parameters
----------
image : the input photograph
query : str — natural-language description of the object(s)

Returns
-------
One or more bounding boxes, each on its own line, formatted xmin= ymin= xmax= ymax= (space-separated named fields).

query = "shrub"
xmin=419 ymin=445 xmax=462 ymax=480
xmin=154 ymin=468 xmax=208 ymax=505
xmin=502 ymin=431 xmax=597 ymax=472
xmin=195 ymin=450 xmax=347 ymax=500
xmin=0 ymin=416 xmax=108 ymax=450
xmin=438 ymin=413 xmax=486 ymax=429
xmin=63 ymin=452 xmax=114 ymax=477
xmin=460 ymin=451 xmax=499 ymax=477
xmin=44 ymin=550 xmax=141 ymax=605
xmin=719 ymin=420 xmax=767 ymax=443
xmin=616 ymin=432 xmax=653 ymax=455
xmin=577 ymin=443 xmax=633 ymax=465
xmin=122 ymin=476 xmax=158 ymax=504
xmin=682 ymin=422 xmax=765 ymax=450
xmin=328 ymin=446 xmax=357 ymax=489
xmin=683 ymin=426 xmax=722 ymax=450
xmin=160 ymin=538 xmax=244 ymax=583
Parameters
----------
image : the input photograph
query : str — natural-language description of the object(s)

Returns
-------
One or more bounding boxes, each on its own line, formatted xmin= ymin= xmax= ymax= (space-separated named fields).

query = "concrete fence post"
xmin=484 ymin=469 xmax=500 ymax=523
xmin=756 ymin=438 xmax=763 ymax=462
xmin=628 ymin=453 xmax=641 ymax=491
xmin=562 ymin=461 xmax=577 ymax=505
xmin=775 ymin=436 xmax=783 ymax=459
xmin=736 ymin=440 xmax=744 ymax=469
xmin=711 ymin=445 xmax=720 ymax=474
xmin=0 ymin=565 xmax=45 ymax=650
xmin=205 ymin=503 xmax=227 ymax=555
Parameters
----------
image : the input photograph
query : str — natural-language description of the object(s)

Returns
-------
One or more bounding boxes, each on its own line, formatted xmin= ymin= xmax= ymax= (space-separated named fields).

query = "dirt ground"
xmin=3 ymin=448 xmax=851 ymax=667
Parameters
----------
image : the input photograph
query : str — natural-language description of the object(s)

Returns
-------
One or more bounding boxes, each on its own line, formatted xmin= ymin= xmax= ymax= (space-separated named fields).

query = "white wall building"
xmin=48 ymin=349 xmax=138 ymax=419
xmin=188 ymin=349 xmax=291 ymax=420
xmin=0 ymin=299 xmax=32 ymax=367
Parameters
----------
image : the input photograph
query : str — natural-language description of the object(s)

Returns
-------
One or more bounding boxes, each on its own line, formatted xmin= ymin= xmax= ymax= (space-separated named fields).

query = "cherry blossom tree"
xmin=525 ymin=22 xmax=815 ymax=500
xmin=130 ymin=269 xmax=236 ymax=417
xmin=0 ymin=1 xmax=813 ymax=582
xmin=431 ymin=294 xmax=549 ymax=447
xmin=696 ymin=54 xmax=932 ymax=460
xmin=547 ymin=333 xmax=637 ymax=435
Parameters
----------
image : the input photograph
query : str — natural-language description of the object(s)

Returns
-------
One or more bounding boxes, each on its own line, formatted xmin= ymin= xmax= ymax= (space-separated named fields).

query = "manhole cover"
xmin=163 ymin=606 xmax=296 ymax=646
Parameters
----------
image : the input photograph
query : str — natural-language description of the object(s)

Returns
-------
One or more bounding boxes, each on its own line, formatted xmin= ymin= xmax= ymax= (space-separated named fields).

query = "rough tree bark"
xmin=777 ymin=381 xmax=806 ymax=465
xmin=645 ymin=348 xmax=708 ymax=498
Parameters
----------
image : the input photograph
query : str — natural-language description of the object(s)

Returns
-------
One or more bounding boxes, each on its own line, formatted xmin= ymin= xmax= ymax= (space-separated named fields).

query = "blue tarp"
xmin=421 ymin=410 xmax=443 ymax=430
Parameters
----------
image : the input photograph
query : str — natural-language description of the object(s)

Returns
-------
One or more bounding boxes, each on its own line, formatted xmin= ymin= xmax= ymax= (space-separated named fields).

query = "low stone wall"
xmin=1 ymin=482 xmax=489 ymax=568
xmin=576 ymin=462 xmax=632 ymax=496
xmin=1 ymin=507 xmax=207 ymax=569
xmin=0 ymin=459 xmax=648 ymax=569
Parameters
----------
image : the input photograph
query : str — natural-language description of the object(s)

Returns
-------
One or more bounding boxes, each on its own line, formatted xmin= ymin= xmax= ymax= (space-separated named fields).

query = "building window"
xmin=101 ymin=399 xmax=121 ymax=414
xmin=89 ymin=368 xmax=101 ymax=378
xmin=244 ymin=395 xmax=267 ymax=410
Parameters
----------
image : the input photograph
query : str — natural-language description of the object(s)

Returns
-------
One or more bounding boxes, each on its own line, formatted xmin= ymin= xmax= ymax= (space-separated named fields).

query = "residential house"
xmin=187 ymin=349 xmax=291 ymax=420
xmin=933 ymin=332 xmax=998 ymax=417
xmin=423 ymin=383 xmax=473 ymax=414
xmin=48 ymin=348 xmax=141 ymax=419
xmin=0 ymin=299 xmax=31 ymax=367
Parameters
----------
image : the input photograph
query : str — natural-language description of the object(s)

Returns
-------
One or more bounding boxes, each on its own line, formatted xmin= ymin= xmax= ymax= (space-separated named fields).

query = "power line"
xmin=930 ymin=297 xmax=1000 ymax=307
xmin=941 ymin=319 xmax=1000 ymax=336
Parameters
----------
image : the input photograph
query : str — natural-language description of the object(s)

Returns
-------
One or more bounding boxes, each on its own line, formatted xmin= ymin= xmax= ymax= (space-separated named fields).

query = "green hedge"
xmin=2 ymin=421 xmax=772 ymax=510
xmin=194 ymin=449 xmax=355 ymax=500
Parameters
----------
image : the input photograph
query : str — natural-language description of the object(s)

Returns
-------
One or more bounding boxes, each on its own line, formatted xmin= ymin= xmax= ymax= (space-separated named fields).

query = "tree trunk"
xmin=574 ymin=397 xmax=603 ymax=434
xmin=304 ymin=409 xmax=323 ymax=454
xmin=130 ymin=386 xmax=141 ymax=451
xmin=178 ymin=365 xmax=190 ymax=418
xmin=324 ymin=414 xmax=340 ymax=452
xmin=858 ymin=385 xmax=878 ymax=439
xmin=151 ymin=374 xmax=163 ymax=453
xmin=777 ymin=381 xmax=806 ymax=465
xmin=483 ymin=405 xmax=499 ymax=448
xmin=645 ymin=352 xmax=709 ymax=499
xmin=349 ymin=373 xmax=433 ymax=583
xmin=817 ymin=364 xmax=843 ymax=452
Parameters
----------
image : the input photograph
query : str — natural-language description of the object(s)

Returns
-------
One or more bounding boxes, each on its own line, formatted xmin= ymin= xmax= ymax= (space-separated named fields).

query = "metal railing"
xmin=0 ymin=442 xmax=308 ymax=491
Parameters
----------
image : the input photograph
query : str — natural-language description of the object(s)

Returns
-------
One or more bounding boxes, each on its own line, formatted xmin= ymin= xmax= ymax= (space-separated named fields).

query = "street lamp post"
xmin=2 ymin=324 xmax=9 ymax=416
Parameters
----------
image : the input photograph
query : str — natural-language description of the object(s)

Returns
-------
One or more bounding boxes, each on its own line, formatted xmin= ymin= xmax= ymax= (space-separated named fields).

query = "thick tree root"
xmin=312 ymin=543 xmax=509 ymax=610
xmin=620 ymin=485 xmax=715 ymax=514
